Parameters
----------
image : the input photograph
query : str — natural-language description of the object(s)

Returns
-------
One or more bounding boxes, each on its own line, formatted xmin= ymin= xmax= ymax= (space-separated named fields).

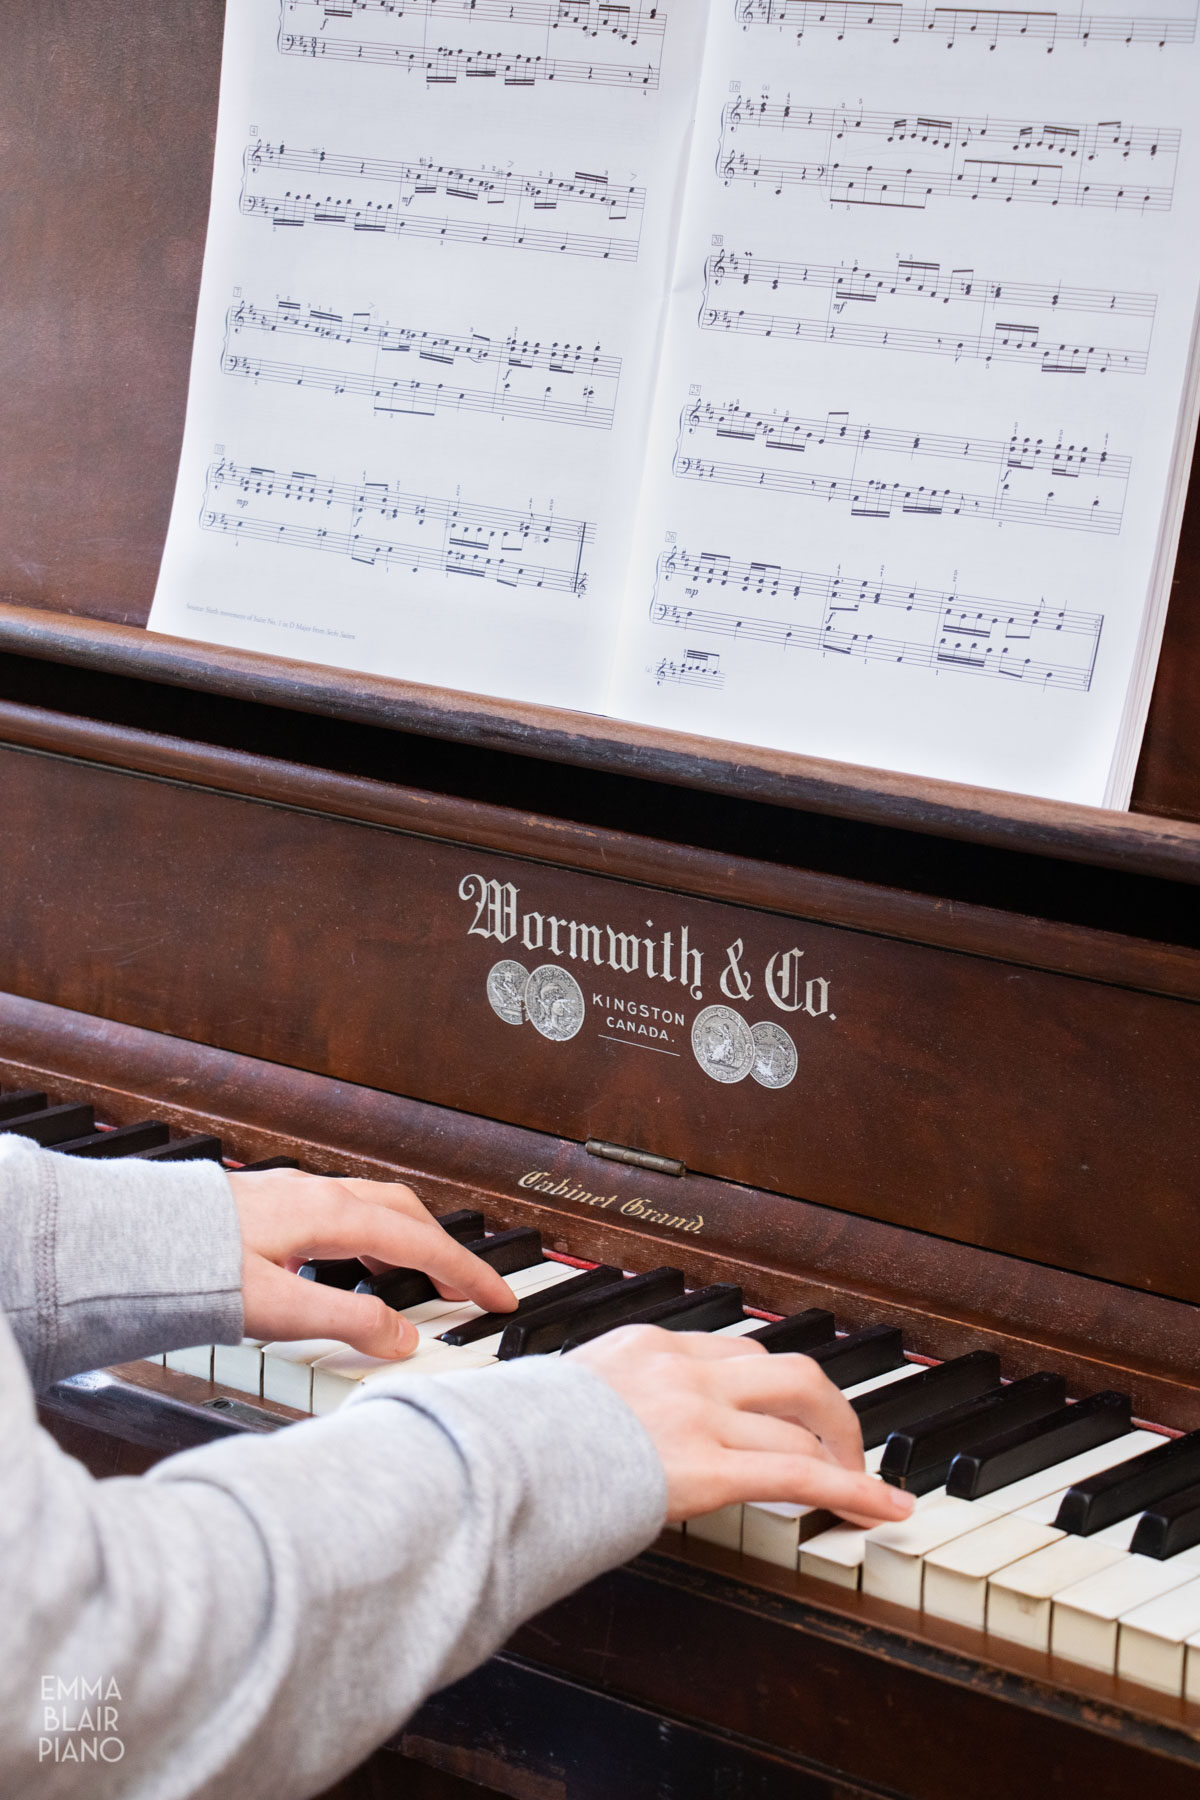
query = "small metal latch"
xmin=585 ymin=1139 xmax=686 ymax=1178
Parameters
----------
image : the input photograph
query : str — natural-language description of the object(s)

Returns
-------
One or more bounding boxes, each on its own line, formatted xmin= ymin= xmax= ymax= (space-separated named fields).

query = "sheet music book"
xmin=149 ymin=0 xmax=1200 ymax=807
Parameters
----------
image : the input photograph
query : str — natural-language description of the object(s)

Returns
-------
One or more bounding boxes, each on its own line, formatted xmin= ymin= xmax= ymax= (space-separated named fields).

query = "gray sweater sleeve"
xmin=0 ymin=1140 xmax=668 ymax=1800
xmin=0 ymin=1133 xmax=244 ymax=1388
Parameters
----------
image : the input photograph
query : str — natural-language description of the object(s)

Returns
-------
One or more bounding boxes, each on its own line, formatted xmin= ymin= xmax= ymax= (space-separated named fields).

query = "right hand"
xmin=568 ymin=1325 xmax=916 ymax=1526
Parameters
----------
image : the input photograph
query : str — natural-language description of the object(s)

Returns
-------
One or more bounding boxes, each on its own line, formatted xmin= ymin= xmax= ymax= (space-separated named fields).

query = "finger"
xmin=715 ymin=1353 xmax=865 ymax=1470
xmin=242 ymin=1255 xmax=420 ymax=1360
xmin=700 ymin=1452 xmax=913 ymax=1523
xmin=335 ymin=1177 xmax=435 ymax=1226
xmin=299 ymin=1203 xmax=516 ymax=1315
xmin=714 ymin=1407 xmax=835 ymax=1464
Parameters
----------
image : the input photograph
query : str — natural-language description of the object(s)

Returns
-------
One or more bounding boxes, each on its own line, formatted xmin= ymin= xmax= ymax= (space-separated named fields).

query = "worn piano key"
xmin=164 ymin=1344 xmax=215 ymax=1380
xmin=560 ymin=1283 xmax=745 ymax=1352
xmin=1050 ymin=1548 xmax=1200 ymax=1672
xmin=261 ymin=1338 xmax=347 ymax=1409
xmin=213 ymin=1338 xmax=266 ymax=1395
xmin=853 ymin=1351 xmax=1001 ymax=1451
xmin=987 ymin=1535 xmax=1128 ymax=1650
xmin=311 ymin=1341 xmax=497 ymax=1412
xmin=945 ymin=1390 xmax=1132 ymax=1501
xmin=439 ymin=1264 xmax=621 ymax=1346
xmin=806 ymin=1325 xmax=906 ymax=1388
xmin=53 ymin=1120 xmax=172 ymax=1157
xmin=744 ymin=1309 xmax=837 ymax=1353
xmin=497 ymin=1268 xmax=685 ymax=1359
xmin=135 ymin=1134 xmax=225 ymax=1161
xmin=1054 ymin=1427 xmax=1200 ymax=1535
xmin=3 ymin=1101 xmax=95 ymax=1145
xmin=299 ymin=1258 xmax=374 ymax=1290
xmin=1116 ymin=1577 xmax=1200 ymax=1695
xmin=1130 ymin=1481 xmax=1200 ymax=1561
xmin=365 ymin=1227 xmax=543 ymax=1311
xmin=879 ymin=1373 xmax=1067 ymax=1495
xmin=0 ymin=1089 xmax=48 ymax=1120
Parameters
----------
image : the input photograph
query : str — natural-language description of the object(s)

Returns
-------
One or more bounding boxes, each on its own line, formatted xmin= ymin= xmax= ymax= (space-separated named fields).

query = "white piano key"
xmin=311 ymin=1341 xmax=496 ymax=1414
xmin=987 ymin=1536 xmax=1128 ymax=1651
xmin=687 ymin=1504 xmax=745 ymax=1552
xmin=923 ymin=1516 xmax=1064 ymax=1629
xmin=1117 ymin=1576 xmax=1200 ymax=1696
xmin=212 ymin=1337 xmax=266 ymax=1396
xmin=261 ymin=1338 xmax=346 ymax=1410
xmin=1051 ymin=1551 xmax=1200 ymax=1673
xmin=864 ymin=1496 xmax=1005 ymax=1607
xmin=844 ymin=1363 xmax=925 ymax=1400
xmin=742 ymin=1448 xmax=890 ymax=1569
xmin=712 ymin=1317 xmax=767 ymax=1338
xmin=1185 ymin=1630 xmax=1200 ymax=1704
xmin=967 ymin=1429 xmax=1165 ymax=1517
xmin=164 ymin=1345 xmax=214 ymax=1380
xmin=800 ymin=1486 xmax=949 ymax=1590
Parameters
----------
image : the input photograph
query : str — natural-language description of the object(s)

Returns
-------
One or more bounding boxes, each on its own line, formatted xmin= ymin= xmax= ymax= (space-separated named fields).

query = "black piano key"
xmin=497 ymin=1268 xmax=685 ymax=1360
xmin=53 ymin=1121 xmax=172 ymax=1158
xmin=431 ymin=1209 xmax=489 ymax=1242
xmin=746 ymin=1308 xmax=837 ymax=1354
xmin=1053 ymin=1428 xmax=1200 ymax=1537
xmin=806 ymin=1325 xmax=906 ymax=1390
xmin=0 ymin=1089 xmax=48 ymax=1121
xmin=880 ymin=1372 xmax=1067 ymax=1495
xmin=134 ymin=1134 xmax=226 ymax=1162
xmin=853 ymin=1351 xmax=1002 ymax=1452
xmin=236 ymin=1157 xmax=302 ymax=1172
xmin=560 ymin=1283 xmax=745 ymax=1353
xmin=299 ymin=1258 xmax=373 ymax=1291
xmin=3 ymin=1102 xmax=95 ymax=1146
xmin=944 ymin=1390 xmax=1132 ymax=1501
xmin=439 ymin=1264 xmax=623 ymax=1346
xmin=365 ymin=1227 xmax=544 ymax=1312
xmin=1130 ymin=1481 xmax=1200 ymax=1561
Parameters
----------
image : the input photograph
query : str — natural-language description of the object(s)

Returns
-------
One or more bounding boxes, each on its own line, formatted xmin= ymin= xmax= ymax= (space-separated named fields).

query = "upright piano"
xmin=6 ymin=4 xmax=1200 ymax=1796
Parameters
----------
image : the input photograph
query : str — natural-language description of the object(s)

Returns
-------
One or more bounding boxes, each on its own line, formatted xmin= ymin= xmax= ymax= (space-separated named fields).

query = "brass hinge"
xmin=585 ymin=1139 xmax=686 ymax=1178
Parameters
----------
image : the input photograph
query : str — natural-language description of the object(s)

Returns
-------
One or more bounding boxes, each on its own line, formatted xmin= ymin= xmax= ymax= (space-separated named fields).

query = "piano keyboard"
xmin=11 ymin=1088 xmax=1200 ymax=1709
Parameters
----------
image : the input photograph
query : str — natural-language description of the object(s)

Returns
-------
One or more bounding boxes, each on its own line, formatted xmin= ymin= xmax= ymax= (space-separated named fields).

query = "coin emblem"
xmin=524 ymin=963 xmax=585 ymax=1042
xmin=486 ymin=959 xmax=530 ymax=1026
xmin=750 ymin=1020 xmax=798 ymax=1090
xmin=690 ymin=1004 xmax=755 ymax=1083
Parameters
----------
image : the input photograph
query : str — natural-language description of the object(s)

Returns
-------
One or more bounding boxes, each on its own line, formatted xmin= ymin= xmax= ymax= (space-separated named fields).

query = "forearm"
xmin=0 ymin=1135 xmax=242 ymax=1387
xmin=2 ymin=1349 xmax=665 ymax=1800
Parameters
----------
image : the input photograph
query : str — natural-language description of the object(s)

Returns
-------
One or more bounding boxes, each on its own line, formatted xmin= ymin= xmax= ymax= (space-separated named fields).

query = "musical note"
xmin=200 ymin=457 xmax=594 ymax=596
xmin=241 ymin=141 xmax=644 ymax=264
xmin=278 ymin=0 xmax=665 ymax=90
xmin=718 ymin=98 xmax=1179 ymax=213
xmin=653 ymin=647 xmax=726 ymax=688
xmin=701 ymin=249 xmax=1155 ymax=375
xmin=734 ymin=0 xmax=1197 ymax=51
xmin=674 ymin=395 xmax=1128 ymax=534
xmin=223 ymin=299 xmax=620 ymax=430
xmin=650 ymin=547 xmax=1102 ymax=689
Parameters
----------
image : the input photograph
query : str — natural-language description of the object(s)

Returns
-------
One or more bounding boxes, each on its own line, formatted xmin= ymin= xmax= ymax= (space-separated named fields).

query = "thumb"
xmin=243 ymin=1255 xmax=420 ymax=1359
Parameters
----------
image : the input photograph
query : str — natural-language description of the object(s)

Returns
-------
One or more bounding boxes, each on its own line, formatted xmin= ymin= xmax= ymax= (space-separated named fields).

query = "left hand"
xmin=227 ymin=1167 xmax=517 ymax=1359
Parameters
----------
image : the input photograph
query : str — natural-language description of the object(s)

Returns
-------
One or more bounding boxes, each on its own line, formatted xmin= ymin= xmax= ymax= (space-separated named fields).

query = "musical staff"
xmin=653 ymin=647 xmax=726 ymax=688
xmin=701 ymin=248 xmax=1155 ymax=375
xmin=718 ymin=98 xmax=1179 ymax=213
xmin=279 ymin=0 xmax=664 ymax=89
xmin=651 ymin=547 xmax=1102 ymax=689
xmin=241 ymin=141 xmax=643 ymax=263
xmin=200 ymin=457 xmax=594 ymax=595
xmin=223 ymin=299 xmax=620 ymax=430
xmin=735 ymin=0 xmax=1198 ymax=50
xmin=674 ymin=395 xmax=1128 ymax=533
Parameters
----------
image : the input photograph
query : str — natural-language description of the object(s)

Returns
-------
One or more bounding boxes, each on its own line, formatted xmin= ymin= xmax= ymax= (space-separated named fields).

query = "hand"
xmin=569 ymin=1326 xmax=915 ymax=1526
xmin=227 ymin=1168 xmax=517 ymax=1360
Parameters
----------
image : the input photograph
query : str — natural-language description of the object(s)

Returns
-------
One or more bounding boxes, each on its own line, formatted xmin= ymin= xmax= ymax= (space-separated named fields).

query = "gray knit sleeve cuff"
xmin=0 ymin=1134 xmax=243 ymax=1387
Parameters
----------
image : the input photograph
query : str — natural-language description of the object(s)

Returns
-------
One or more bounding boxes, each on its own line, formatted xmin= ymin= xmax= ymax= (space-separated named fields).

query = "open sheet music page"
xmin=153 ymin=1 xmax=1200 ymax=805
xmin=608 ymin=1 xmax=1200 ymax=805
xmin=149 ymin=0 xmax=709 ymax=712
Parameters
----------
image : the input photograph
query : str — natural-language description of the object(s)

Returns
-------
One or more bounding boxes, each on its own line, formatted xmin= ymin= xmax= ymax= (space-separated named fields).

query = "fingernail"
xmin=890 ymin=1488 xmax=915 ymax=1516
